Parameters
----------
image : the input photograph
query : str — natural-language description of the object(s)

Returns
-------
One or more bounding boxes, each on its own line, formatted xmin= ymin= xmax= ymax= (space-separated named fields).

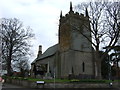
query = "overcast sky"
xmin=0 ymin=0 xmax=88 ymax=62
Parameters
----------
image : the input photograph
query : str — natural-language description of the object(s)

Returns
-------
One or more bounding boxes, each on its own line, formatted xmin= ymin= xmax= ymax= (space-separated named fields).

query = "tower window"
xmin=82 ymin=62 xmax=85 ymax=72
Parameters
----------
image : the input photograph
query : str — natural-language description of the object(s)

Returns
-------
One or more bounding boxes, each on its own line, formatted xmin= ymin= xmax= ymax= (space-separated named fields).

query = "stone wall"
xmin=5 ymin=79 xmax=120 ymax=88
xmin=60 ymin=49 xmax=94 ymax=79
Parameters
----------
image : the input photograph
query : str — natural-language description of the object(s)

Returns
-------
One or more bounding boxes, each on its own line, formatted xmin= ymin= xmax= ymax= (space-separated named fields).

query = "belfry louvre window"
xmin=82 ymin=62 xmax=85 ymax=72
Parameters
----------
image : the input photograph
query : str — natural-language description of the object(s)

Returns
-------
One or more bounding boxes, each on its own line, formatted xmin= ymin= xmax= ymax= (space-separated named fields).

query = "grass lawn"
xmin=27 ymin=78 xmax=70 ymax=83
xmin=3 ymin=76 xmax=120 ymax=83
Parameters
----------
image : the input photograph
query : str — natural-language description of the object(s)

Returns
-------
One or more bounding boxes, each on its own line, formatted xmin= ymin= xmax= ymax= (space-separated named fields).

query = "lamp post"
xmin=0 ymin=26 xmax=2 ymax=76
xmin=108 ymin=54 xmax=111 ymax=81
xmin=108 ymin=54 xmax=113 ymax=87
xmin=54 ymin=68 xmax=56 ymax=89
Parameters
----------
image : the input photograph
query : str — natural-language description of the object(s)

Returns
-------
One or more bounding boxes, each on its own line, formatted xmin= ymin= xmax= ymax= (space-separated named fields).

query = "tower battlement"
xmin=60 ymin=12 xmax=88 ymax=23
xmin=59 ymin=2 xmax=89 ymax=24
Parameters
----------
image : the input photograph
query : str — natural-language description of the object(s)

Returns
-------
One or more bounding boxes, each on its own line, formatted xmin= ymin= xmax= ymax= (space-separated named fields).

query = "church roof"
xmin=37 ymin=44 xmax=58 ymax=61
xmin=31 ymin=58 xmax=37 ymax=64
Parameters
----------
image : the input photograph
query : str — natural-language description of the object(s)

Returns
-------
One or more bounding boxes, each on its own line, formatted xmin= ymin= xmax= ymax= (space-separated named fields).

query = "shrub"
xmin=70 ymin=79 xmax=106 ymax=83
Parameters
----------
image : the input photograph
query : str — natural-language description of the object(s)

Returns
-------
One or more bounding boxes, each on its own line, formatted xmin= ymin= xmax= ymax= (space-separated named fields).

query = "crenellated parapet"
xmin=59 ymin=9 xmax=89 ymax=25
xmin=59 ymin=2 xmax=89 ymax=23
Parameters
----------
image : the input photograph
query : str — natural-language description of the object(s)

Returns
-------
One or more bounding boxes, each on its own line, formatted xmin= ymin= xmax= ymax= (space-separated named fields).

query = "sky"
xmin=0 ymin=0 xmax=85 ymax=62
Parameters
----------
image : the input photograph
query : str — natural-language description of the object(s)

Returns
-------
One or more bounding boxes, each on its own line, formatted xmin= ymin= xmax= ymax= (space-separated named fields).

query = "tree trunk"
xmin=7 ymin=48 xmax=12 ymax=76
xmin=94 ymin=51 xmax=102 ymax=79
xmin=96 ymin=59 xmax=102 ymax=79
xmin=7 ymin=59 xmax=12 ymax=76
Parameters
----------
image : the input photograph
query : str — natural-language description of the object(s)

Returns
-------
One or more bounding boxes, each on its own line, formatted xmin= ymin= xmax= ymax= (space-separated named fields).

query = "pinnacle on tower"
xmin=85 ymin=8 xmax=89 ymax=17
xmin=70 ymin=2 xmax=73 ymax=11
xmin=60 ymin=11 xmax=62 ymax=18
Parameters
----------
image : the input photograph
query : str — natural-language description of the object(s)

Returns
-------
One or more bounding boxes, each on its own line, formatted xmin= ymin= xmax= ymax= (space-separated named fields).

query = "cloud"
xmin=0 ymin=0 xmax=82 ymax=61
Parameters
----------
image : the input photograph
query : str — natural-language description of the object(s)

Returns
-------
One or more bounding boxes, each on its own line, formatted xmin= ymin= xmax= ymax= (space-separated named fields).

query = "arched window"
xmin=82 ymin=62 xmax=85 ymax=72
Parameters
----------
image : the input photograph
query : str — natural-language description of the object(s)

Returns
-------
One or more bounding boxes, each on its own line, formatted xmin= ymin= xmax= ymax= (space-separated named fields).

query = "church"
xmin=31 ymin=2 xmax=96 ymax=79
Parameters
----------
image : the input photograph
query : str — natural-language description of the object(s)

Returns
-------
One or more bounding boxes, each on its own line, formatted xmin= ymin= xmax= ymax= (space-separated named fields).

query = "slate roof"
xmin=37 ymin=44 xmax=58 ymax=60
xmin=31 ymin=44 xmax=58 ymax=64
xmin=31 ymin=58 xmax=37 ymax=64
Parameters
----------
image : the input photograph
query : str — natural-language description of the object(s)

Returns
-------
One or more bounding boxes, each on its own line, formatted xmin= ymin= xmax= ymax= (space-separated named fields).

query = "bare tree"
xmin=105 ymin=2 xmax=120 ymax=49
xmin=0 ymin=18 xmax=34 ymax=76
xmin=12 ymin=56 xmax=30 ymax=71
xmin=12 ymin=56 xmax=30 ymax=77
xmin=103 ymin=2 xmax=120 ymax=79
xmin=75 ymin=1 xmax=120 ymax=79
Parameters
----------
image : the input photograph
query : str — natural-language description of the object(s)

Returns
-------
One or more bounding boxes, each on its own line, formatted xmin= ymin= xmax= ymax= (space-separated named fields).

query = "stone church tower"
xmin=31 ymin=2 xmax=96 ymax=79
xmin=58 ymin=2 xmax=95 ymax=78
